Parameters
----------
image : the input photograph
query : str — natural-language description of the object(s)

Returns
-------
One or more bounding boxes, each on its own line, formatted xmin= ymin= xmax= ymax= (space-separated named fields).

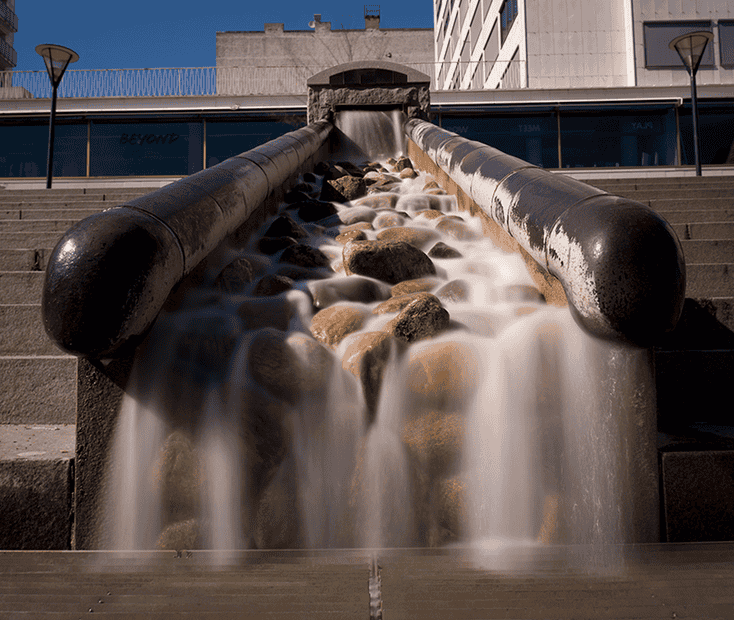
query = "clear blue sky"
xmin=13 ymin=1 xmax=435 ymax=71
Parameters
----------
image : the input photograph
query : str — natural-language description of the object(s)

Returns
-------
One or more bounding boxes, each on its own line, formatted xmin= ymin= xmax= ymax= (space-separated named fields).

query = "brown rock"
xmin=391 ymin=277 xmax=441 ymax=297
xmin=402 ymin=411 xmax=465 ymax=478
xmin=373 ymin=211 xmax=407 ymax=229
xmin=236 ymin=296 xmax=294 ymax=331
xmin=502 ymin=284 xmax=546 ymax=303
xmin=214 ymin=257 xmax=253 ymax=293
xmin=414 ymin=209 xmax=443 ymax=221
xmin=405 ymin=340 xmax=481 ymax=410
xmin=336 ymin=229 xmax=368 ymax=245
xmin=338 ymin=206 xmax=378 ymax=226
xmin=254 ymin=460 xmax=300 ymax=549
xmin=376 ymin=227 xmax=440 ymax=250
xmin=247 ymin=328 xmax=301 ymax=404
xmin=437 ymin=475 xmax=465 ymax=541
xmin=428 ymin=242 xmax=463 ymax=259
xmin=154 ymin=430 xmax=201 ymax=525
xmin=308 ymin=276 xmax=390 ymax=309
xmin=342 ymin=331 xmax=394 ymax=420
xmin=321 ymin=176 xmax=367 ymax=202
xmin=423 ymin=180 xmax=441 ymax=190
xmin=252 ymin=274 xmax=295 ymax=296
xmin=157 ymin=518 xmax=201 ymax=550
xmin=354 ymin=194 xmax=399 ymax=209
xmin=383 ymin=293 xmax=450 ymax=343
xmin=399 ymin=167 xmax=419 ymax=179
xmin=435 ymin=279 xmax=471 ymax=303
xmin=287 ymin=332 xmax=336 ymax=398
xmin=279 ymin=244 xmax=331 ymax=269
xmin=372 ymin=292 xmax=427 ymax=315
xmin=310 ymin=304 xmax=368 ymax=347
xmin=343 ymin=240 xmax=436 ymax=285
xmin=394 ymin=156 xmax=414 ymax=172
xmin=435 ymin=217 xmax=479 ymax=241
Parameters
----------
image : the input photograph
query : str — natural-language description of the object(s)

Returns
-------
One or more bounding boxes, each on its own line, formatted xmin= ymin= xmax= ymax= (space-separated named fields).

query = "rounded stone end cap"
xmin=42 ymin=208 xmax=185 ymax=358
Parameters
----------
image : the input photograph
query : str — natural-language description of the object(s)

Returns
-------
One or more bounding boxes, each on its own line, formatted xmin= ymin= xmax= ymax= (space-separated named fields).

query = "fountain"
xmin=40 ymin=63 xmax=684 ymax=567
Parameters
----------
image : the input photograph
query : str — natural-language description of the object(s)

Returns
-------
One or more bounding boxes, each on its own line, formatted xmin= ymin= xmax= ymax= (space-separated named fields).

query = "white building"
xmin=435 ymin=0 xmax=734 ymax=90
xmin=0 ymin=0 xmax=17 ymax=72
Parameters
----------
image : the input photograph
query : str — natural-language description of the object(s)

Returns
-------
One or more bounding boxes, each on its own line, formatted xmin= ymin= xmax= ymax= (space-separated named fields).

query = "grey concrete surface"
xmin=685 ymin=263 xmax=734 ymax=298
xmin=0 ymin=305 xmax=62 ymax=355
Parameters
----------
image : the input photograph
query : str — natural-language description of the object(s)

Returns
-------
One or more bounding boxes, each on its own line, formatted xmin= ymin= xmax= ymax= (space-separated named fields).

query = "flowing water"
xmin=101 ymin=111 xmax=656 ymax=570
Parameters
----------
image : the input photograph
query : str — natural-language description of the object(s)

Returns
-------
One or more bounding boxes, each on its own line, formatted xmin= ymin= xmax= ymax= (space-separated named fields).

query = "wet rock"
xmin=435 ymin=217 xmax=479 ymax=241
xmin=236 ymin=296 xmax=294 ymax=332
xmin=254 ymin=459 xmax=300 ymax=549
xmin=502 ymin=284 xmax=545 ymax=304
xmin=310 ymin=304 xmax=368 ymax=348
xmin=308 ymin=276 xmax=390 ymax=309
xmin=154 ymin=430 xmax=201 ymax=525
xmin=354 ymin=194 xmax=399 ymax=210
xmin=342 ymin=331 xmax=394 ymax=420
xmin=394 ymin=156 xmax=414 ymax=172
xmin=338 ymin=206 xmax=378 ymax=226
xmin=336 ymin=161 xmax=365 ymax=177
xmin=383 ymin=293 xmax=450 ymax=344
xmin=279 ymin=244 xmax=331 ymax=269
xmin=423 ymin=180 xmax=441 ymax=191
xmin=276 ymin=265 xmax=331 ymax=281
xmin=450 ymin=310 xmax=499 ymax=337
xmin=294 ymin=200 xmax=339 ymax=223
xmin=264 ymin=214 xmax=309 ymax=240
xmin=399 ymin=167 xmax=418 ymax=179
xmin=403 ymin=411 xmax=465 ymax=478
xmin=252 ymin=274 xmax=295 ymax=297
xmin=391 ymin=277 xmax=442 ymax=297
xmin=321 ymin=176 xmax=367 ymax=202
xmin=437 ymin=475 xmax=465 ymax=542
xmin=336 ymin=229 xmax=368 ymax=245
xmin=343 ymin=240 xmax=436 ymax=285
xmin=303 ymin=172 xmax=318 ymax=183
xmin=414 ymin=209 xmax=443 ymax=222
xmin=406 ymin=340 xmax=480 ymax=410
xmin=372 ymin=291 xmax=428 ymax=315
xmin=375 ymin=227 xmax=440 ymax=250
xmin=247 ymin=328 xmax=301 ymax=404
xmin=368 ymin=181 xmax=402 ymax=195
xmin=284 ymin=189 xmax=311 ymax=204
xmin=435 ymin=279 xmax=471 ymax=303
xmin=425 ymin=188 xmax=447 ymax=195
xmin=428 ymin=242 xmax=463 ymax=259
xmin=157 ymin=518 xmax=201 ymax=550
xmin=373 ymin=211 xmax=407 ymax=229
xmin=287 ymin=332 xmax=336 ymax=398
xmin=214 ymin=257 xmax=254 ymax=293
xmin=258 ymin=236 xmax=297 ymax=255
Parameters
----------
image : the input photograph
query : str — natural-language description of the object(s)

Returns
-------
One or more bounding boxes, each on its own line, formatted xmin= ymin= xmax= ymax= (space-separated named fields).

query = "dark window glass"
xmin=560 ymin=107 xmax=677 ymax=168
xmin=643 ymin=21 xmax=714 ymax=69
xmin=90 ymin=121 xmax=203 ymax=176
xmin=205 ymin=117 xmax=306 ymax=168
xmin=440 ymin=111 xmax=558 ymax=168
xmin=500 ymin=0 xmax=518 ymax=46
xmin=0 ymin=122 xmax=86 ymax=177
xmin=720 ymin=21 xmax=734 ymax=67
xmin=679 ymin=102 xmax=734 ymax=166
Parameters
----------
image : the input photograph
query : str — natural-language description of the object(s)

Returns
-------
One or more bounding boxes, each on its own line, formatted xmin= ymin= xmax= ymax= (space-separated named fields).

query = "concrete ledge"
xmin=0 ymin=305 xmax=62 ymax=356
xmin=0 ymin=271 xmax=45 ymax=304
xmin=0 ymin=249 xmax=48 ymax=271
xmin=686 ymin=263 xmax=734 ymax=298
xmin=0 ymin=424 xmax=75 ymax=550
xmin=0 ymin=356 xmax=77 ymax=424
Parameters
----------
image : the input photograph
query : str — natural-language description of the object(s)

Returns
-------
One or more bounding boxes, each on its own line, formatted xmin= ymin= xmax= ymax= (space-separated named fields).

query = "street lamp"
xmin=36 ymin=44 xmax=79 ymax=189
xmin=669 ymin=31 xmax=713 ymax=177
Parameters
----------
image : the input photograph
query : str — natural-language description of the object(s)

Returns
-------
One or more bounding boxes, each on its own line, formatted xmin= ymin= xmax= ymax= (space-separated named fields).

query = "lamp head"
xmin=35 ymin=44 xmax=79 ymax=87
xmin=669 ymin=31 xmax=713 ymax=76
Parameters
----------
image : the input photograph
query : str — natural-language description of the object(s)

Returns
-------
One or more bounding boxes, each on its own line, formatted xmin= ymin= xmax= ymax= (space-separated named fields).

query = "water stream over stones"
xmin=102 ymin=114 xmax=654 ymax=569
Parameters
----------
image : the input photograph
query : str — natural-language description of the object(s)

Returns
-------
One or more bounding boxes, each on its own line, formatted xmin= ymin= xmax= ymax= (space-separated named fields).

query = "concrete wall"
xmin=216 ymin=20 xmax=434 ymax=95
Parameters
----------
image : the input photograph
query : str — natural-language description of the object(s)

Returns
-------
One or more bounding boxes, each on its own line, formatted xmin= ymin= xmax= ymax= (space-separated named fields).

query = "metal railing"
xmin=0 ymin=36 xmax=16 ymax=68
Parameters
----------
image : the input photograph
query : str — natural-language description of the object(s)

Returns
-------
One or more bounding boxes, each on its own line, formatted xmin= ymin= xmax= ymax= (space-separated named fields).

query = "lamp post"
xmin=36 ymin=44 xmax=79 ymax=189
xmin=669 ymin=31 xmax=713 ymax=177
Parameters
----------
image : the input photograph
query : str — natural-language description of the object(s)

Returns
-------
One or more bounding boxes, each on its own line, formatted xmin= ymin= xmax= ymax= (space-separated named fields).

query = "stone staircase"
xmin=585 ymin=175 xmax=734 ymax=544
xmin=0 ymin=185 xmax=166 ymax=549
xmin=1 ymin=176 xmax=734 ymax=550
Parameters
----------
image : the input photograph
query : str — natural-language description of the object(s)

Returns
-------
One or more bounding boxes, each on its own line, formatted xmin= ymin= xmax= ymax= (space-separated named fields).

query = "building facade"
xmin=435 ymin=0 xmax=734 ymax=90
xmin=0 ymin=0 xmax=17 ymax=72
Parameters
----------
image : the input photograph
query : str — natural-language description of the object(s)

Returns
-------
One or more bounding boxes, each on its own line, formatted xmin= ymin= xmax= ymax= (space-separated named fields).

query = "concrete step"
xmin=0 ymin=208 xmax=104 ymax=220
xmin=673 ymin=222 xmax=734 ymax=240
xmin=655 ymin=209 xmax=734 ymax=223
xmin=0 ymin=249 xmax=50 ymax=271
xmin=607 ymin=188 xmax=734 ymax=200
xmin=588 ymin=177 xmax=734 ymax=190
xmin=0 ymin=356 xmax=77 ymax=424
xmin=0 ymin=305 xmax=60 ymax=356
xmin=0 ymin=424 xmax=75 ymax=550
xmin=648 ymin=197 xmax=734 ymax=211
xmin=0 ymin=232 xmax=66 ymax=251
xmin=0 ymin=271 xmax=45 ymax=304
xmin=681 ymin=239 xmax=734 ymax=264
xmin=0 ymin=219 xmax=81 ymax=233
xmin=685 ymin=263 xmax=734 ymax=298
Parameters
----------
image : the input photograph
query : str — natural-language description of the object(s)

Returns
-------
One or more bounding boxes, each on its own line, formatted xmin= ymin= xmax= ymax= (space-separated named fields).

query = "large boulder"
xmin=264 ymin=214 xmax=309 ymax=239
xmin=252 ymin=274 xmax=295 ymax=297
xmin=383 ymin=293 xmax=450 ymax=343
xmin=310 ymin=304 xmax=368 ymax=348
xmin=375 ymin=227 xmax=440 ymax=250
xmin=428 ymin=241 xmax=463 ymax=259
xmin=279 ymin=244 xmax=331 ymax=270
xmin=214 ymin=257 xmax=254 ymax=293
xmin=343 ymin=240 xmax=436 ymax=285
xmin=308 ymin=276 xmax=391 ymax=309
xmin=321 ymin=176 xmax=367 ymax=202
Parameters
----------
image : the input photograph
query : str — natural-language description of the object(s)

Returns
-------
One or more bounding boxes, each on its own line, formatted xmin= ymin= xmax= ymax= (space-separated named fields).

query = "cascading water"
xmin=101 ymin=110 xmax=656 ymax=570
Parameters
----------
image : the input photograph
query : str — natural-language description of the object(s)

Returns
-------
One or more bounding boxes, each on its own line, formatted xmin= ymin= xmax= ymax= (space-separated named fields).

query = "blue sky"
xmin=13 ymin=1 xmax=435 ymax=71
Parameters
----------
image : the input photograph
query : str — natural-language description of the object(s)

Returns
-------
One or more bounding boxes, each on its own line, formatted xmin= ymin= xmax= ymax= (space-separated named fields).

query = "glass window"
xmin=500 ymin=0 xmax=518 ymax=46
xmin=0 ymin=122 xmax=86 ymax=178
xmin=643 ymin=21 xmax=714 ymax=69
xmin=205 ymin=117 xmax=306 ymax=168
xmin=560 ymin=107 xmax=677 ymax=168
xmin=679 ymin=102 xmax=734 ymax=166
xmin=440 ymin=110 xmax=559 ymax=168
xmin=90 ymin=120 xmax=203 ymax=176
xmin=720 ymin=21 xmax=734 ymax=68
